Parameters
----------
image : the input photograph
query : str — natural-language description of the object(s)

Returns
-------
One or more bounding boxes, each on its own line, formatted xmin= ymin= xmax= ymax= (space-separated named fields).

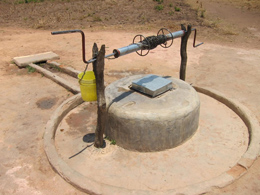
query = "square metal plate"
xmin=131 ymin=75 xmax=173 ymax=97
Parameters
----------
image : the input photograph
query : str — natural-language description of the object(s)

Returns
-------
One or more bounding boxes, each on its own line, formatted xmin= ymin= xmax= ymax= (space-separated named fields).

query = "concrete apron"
xmin=44 ymin=86 xmax=260 ymax=195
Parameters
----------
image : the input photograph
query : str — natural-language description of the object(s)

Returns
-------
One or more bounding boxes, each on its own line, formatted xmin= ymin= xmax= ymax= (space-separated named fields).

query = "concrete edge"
xmin=44 ymin=86 xmax=260 ymax=195
xmin=193 ymin=86 xmax=260 ymax=163
xmin=43 ymin=94 xmax=99 ymax=194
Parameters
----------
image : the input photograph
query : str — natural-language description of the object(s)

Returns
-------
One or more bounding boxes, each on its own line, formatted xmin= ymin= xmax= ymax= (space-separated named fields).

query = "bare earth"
xmin=0 ymin=0 xmax=260 ymax=194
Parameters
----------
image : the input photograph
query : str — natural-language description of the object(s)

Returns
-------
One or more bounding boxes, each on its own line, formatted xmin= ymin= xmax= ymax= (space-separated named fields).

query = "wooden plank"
xmin=13 ymin=52 xmax=60 ymax=68
xmin=180 ymin=25 xmax=192 ymax=81
xmin=29 ymin=63 xmax=80 ymax=94
xmin=47 ymin=61 xmax=81 ymax=79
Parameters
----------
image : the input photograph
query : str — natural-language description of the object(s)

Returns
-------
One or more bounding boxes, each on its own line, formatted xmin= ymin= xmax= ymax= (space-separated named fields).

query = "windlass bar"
xmin=51 ymin=28 xmax=203 ymax=64
xmin=112 ymin=30 xmax=185 ymax=58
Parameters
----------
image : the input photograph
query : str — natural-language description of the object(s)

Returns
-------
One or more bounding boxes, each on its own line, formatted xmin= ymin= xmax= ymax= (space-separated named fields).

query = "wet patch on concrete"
xmin=83 ymin=133 xmax=95 ymax=143
xmin=65 ymin=102 xmax=97 ymax=134
xmin=36 ymin=97 xmax=58 ymax=109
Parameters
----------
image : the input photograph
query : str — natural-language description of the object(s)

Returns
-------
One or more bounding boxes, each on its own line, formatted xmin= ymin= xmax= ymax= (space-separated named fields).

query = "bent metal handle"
xmin=51 ymin=30 xmax=88 ymax=64
xmin=192 ymin=28 xmax=204 ymax=48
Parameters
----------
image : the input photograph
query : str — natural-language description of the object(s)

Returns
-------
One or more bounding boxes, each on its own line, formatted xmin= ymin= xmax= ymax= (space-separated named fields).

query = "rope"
xmin=78 ymin=62 xmax=89 ymax=84
xmin=142 ymin=35 xmax=167 ymax=50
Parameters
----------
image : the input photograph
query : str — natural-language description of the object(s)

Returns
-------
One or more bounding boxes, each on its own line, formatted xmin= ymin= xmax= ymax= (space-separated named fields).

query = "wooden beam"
xmin=47 ymin=61 xmax=81 ymax=79
xmin=28 ymin=63 xmax=80 ymax=94
xmin=180 ymin=25 xmax=192 ymax=81
xmin=92 ymin=44 xmax=107 ymax=148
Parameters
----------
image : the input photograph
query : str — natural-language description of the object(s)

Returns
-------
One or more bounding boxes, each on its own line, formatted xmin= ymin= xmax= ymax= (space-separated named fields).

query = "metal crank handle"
xmin=51 ymin=30 xmax=88 ymax=64
xmin=191 ymin=28 xmax=204 ymax=48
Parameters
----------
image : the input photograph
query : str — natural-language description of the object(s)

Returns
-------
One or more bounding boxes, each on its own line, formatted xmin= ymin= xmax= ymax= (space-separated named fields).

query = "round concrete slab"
xmin=44 ymin=88 xmax=258 ymax=195
xmin=105 ymin=76 xmax=200 ymax=152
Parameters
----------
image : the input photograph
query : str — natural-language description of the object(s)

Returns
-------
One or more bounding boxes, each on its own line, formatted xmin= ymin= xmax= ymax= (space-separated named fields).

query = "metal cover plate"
xmin=131 ymin=74 xmax=173 ymax=97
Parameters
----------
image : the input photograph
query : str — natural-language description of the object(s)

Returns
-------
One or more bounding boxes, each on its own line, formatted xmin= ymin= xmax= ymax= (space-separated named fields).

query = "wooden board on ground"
xmin=13 ymin=51 xmax=60 ymax=67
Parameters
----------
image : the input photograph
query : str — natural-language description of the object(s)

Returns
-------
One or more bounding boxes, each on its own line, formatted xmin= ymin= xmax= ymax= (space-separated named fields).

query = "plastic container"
xmin=78 ymin=71 xmax=97 ymax=101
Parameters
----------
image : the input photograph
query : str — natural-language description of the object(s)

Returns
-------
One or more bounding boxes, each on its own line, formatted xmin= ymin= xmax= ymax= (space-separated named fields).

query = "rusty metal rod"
xmin=51 ymin=30 xmax=88 ymax=64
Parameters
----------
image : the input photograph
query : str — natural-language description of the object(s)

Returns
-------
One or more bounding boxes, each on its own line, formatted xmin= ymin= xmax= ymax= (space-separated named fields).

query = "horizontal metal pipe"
xmin=166 ymin=30 xmax=185 ymax=41
xmin=86 ymin=52 xmax=116 ymax=63
xmin=113 ymin=43 xmax=142 ymax=58
xmin=112 ymin=30 xmax=185 ymax=59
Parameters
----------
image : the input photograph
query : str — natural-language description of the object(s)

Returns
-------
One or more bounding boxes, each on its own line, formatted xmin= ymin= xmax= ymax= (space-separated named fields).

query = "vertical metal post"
xmin=180 ymin=24 xmax=192 ymax=81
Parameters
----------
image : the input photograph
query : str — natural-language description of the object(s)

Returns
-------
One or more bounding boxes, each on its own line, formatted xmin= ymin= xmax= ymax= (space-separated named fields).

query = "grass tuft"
xmin=26 ymin=66 xmax=36 ymax=73
xmin=174 ymin=6 xmax=181 ymax=12
xmin=153 ymin=0 xmax=163 ymax=4
xmin=155 ymin=5 xmax=164 ymax=11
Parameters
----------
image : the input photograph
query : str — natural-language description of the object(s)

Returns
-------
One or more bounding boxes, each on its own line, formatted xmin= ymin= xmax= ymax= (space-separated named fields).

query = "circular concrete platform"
xmin=105 ymin=76 xmax=200 ymax=152
xmin=44 ymin=87 xmax=260 ymax=195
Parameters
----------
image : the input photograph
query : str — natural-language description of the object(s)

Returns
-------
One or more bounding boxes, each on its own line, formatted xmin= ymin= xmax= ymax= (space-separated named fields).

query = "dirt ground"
xmin=0 ymin=0 xmax=260 ymax=194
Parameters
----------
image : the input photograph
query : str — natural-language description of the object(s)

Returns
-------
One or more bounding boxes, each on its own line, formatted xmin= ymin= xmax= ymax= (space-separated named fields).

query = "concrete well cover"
xmin=105 ymin=75 xmax=200 ymax=152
